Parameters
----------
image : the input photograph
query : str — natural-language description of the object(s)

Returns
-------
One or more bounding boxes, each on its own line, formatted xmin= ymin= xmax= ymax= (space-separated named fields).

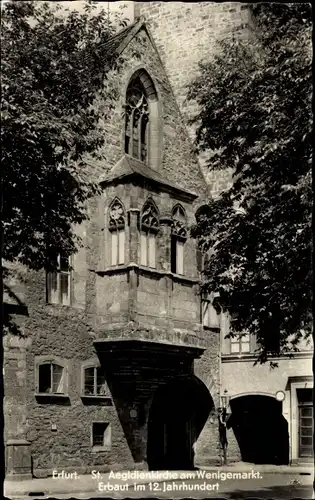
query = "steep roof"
xmin=103 ymin=17 xmax=158 ymax=57
xmin=100 ymin=155 xmax=197 ymax=201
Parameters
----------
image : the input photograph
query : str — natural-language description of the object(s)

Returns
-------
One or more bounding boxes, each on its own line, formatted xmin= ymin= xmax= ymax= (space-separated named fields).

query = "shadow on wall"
xmin=147 ymin=375 xmax=214 ymax=470
xmin=228 ymin=395 xmax=289 ymax=465
xmin=96 ymin=347 xmax=213 ymax=470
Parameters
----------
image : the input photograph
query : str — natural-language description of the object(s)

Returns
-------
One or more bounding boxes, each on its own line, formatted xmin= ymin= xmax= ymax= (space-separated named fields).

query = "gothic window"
xmin=140 ymin=201 xmax=159 ymax=268
xmin=46 ymin=254 xmax=71 ymax=306
xmin=125 ymin=77 xmax=149 ymax=162
xmin=171 ymin=205 xmax=187 ymax=275
xmin=109 ymin=199 xmax=125 ymax=266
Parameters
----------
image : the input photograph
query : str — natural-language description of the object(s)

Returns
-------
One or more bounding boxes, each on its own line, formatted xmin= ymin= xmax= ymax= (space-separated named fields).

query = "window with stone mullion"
xmin=171 ymin=205 xmax=187 ymax=275
xmin=140 ymin=202 xmax=159 ymax=268
xmin=109 ymin=199 xmax=125 ymax=266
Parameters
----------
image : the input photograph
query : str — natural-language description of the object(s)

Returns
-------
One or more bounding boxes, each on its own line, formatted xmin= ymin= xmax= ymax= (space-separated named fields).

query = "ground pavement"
xmin=4 ymin=463 xmax=314 ymax=500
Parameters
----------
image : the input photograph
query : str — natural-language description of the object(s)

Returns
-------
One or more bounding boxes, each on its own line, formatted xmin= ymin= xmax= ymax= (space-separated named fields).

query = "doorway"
xmin=147 ymin=375 xmax=213 ymax=470
xmin=297 ymin=388 xmax=313 ymax=459
xmin=229 ymin=394 xmax=289 ymax=465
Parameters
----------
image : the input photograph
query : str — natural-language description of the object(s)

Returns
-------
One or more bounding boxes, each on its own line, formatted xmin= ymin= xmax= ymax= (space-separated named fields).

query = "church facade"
xmin=4 ymin=19 xmax=221 ymax=479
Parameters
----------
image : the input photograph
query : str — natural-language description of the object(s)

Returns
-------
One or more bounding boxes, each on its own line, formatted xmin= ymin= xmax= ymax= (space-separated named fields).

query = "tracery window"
xmin=171 ymin=205 xmax=187 ymax=275
xmin=109 ymin=199 xmax=125 ymax=266
xmin=140 ymin=201 xmax=159 ymax=268
xmin=125 ymin=77 xmax=149 ymax=162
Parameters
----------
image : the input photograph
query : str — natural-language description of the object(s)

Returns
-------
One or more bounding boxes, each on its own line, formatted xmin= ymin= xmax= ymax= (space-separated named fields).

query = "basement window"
xmin=92 ymin=422 xmax=111 ymax=450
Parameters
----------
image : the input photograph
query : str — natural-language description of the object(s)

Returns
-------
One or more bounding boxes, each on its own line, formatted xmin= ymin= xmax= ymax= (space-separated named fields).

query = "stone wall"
xmin=134 ymin=2 xmax=251 ymax=197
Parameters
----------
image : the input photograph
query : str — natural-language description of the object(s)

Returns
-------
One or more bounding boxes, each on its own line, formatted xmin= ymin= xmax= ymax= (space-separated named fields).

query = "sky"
xmin=51 ymin=1 xmax=134 ymax=21
xmin=1 ymin=1 xmax=135 ymax=21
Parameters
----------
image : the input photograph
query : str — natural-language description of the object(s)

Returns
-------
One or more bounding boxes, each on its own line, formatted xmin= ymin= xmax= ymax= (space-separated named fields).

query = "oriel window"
xmin=125 ymin=77 xmax=149 ymax=163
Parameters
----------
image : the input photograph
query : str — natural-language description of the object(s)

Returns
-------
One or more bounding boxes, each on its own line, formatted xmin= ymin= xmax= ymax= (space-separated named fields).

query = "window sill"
xmin=35 ymin=393 xmax=70 ymax=403
xmin=46 ymin=303 xmax=72 ymax=309
xmin=203 ymin=326 xmax=220 ymax=332
xmin=92 ymin=446 xmax=111 ymax=452
xmin=94 ymin=264 xmax=199 ymax=284
xmin=81 ymin=395 xmax=112 ymax=406
xmin=221 ymin=350 xmax=313 ymax=362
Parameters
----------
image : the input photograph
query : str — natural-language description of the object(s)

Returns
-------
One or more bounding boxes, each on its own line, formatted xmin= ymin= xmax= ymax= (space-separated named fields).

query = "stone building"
xmin=4 ymin=18 xmax=221 ymax=479
xmin=134 ymin=1 xmax=313 ymax=466
xmin=4 ymin=3 xmax=313 ymax=479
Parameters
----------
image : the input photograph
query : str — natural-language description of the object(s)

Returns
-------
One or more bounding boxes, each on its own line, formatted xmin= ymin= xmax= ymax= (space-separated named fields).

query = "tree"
xmin=188 ymin=3 xmax=312 ymax=363
xmin=1 ymin=0 xmax=126 ymax=271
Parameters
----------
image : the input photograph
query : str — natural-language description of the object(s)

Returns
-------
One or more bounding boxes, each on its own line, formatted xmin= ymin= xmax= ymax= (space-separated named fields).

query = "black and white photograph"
xmin=1 ymin=1 xmax=313 ymax=499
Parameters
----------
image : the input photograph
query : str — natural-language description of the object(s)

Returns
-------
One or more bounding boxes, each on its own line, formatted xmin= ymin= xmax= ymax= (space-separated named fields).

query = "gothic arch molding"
xmin=121 ymin=65 xmax=163 ymax=171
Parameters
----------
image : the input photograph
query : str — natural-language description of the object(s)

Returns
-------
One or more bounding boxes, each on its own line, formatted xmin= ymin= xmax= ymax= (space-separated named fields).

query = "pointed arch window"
xmin=140 ymin=201 xmax=159 ymax=268
xmin=125 ymin=77 xmax=149 ymax=163
xmin=109 ymin=199 xmax=125 ymax=266
xmin=171 ymin=205 xmax=187 ymax=275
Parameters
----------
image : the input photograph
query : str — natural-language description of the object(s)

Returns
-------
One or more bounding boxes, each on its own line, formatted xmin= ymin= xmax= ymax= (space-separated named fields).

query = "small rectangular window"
xmin=92 ymin=422 xmax=111 ymax=450
xmin=84 ymin=366 xmax=107 ymax=396
xmin=230 ymin=333 xmax=251 ymax=354
xmin=38 ymin=363 xmax=65 ymax=394
xmin=46 ymin=254 xmax=71 ymax=306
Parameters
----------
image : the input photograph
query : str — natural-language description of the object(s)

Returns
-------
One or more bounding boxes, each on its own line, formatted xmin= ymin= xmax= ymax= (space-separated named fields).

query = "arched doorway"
xmin=229 ymin=394 xmax=289 ymax=465
xmin=147 ymin=375 xmax=213 ymax=470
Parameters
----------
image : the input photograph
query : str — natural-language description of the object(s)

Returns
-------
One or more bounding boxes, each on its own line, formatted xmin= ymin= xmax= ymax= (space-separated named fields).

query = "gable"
xmin=93 ymin=22 xmax=210 ymax=211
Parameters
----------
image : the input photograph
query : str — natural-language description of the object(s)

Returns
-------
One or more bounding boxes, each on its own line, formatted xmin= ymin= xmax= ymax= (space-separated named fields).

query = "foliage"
xmin=1 ymin=0 xmax=127 ymax=271
xmin=188 ymin=3 xmax=312 ymax=362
